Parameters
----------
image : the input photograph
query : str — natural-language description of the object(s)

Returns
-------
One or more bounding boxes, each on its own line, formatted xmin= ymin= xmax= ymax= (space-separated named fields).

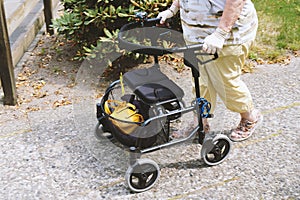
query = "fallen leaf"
xmin=67 ymin=83 xmax=76 ymax=88
xmin=95 ymin=92 xmax=104 ymax=99
xmin=26 ymin=106 xmax=41 ymax=112
xmin=256 ymin=58 xmax=265 ymax=65
xmin=17 ymin=74 xmax=28 ymax=81
xmin=54 ymin=90 xmax=63 ymax=95
xmin=32 ymin=80 xmax=46 ymax=90
xmin=277 ymin=55 xmax=291 ymax=65
xmin=52 ymin=98 xmax=72 ymax=108
xmin=16 ymin=80 xmax=31 ymax=88
xmin=17 ymin=96 xmax=33 ymax=105
xmin=32 ymin=90 xmax=48 ymax=98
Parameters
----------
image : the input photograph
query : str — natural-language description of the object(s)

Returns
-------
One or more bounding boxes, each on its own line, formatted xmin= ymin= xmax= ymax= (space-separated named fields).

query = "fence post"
xmin=43 ymin=0 xmax=54 ymax=35
xmin=0 ymin=0 xmax=17 ymax=105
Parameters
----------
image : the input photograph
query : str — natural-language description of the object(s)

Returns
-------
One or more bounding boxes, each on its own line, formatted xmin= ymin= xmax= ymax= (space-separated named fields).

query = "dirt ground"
xmin=5 ymin=34 xmax=80 ymax=111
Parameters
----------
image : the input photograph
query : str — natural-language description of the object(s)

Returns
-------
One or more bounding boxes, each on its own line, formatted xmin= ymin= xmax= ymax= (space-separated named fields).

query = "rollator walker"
xmin=96 ymin=13 xmax=232 ymax=193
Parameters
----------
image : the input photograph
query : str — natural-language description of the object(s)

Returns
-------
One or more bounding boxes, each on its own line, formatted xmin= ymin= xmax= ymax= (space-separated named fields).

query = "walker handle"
xmin=118 ymin=16 xmax=218 ymax=61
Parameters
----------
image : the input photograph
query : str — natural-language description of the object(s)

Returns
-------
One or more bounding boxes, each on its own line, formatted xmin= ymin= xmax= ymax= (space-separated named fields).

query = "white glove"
xmin=157 ymin=4 xmax=179 ymax=24
xmin=203 ymin=28 xmax=230 ymax=54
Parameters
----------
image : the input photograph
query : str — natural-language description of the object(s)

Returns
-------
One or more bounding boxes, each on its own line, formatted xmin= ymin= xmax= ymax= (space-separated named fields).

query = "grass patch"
xmin=251 ymin=0 xmax=300 ymax=61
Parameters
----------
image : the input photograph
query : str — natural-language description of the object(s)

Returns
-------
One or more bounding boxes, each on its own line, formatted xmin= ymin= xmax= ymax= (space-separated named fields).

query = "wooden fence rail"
xmin=0 ymin=0 xmax=17 ymax=105
xmin=0 ymin=0 xmax=54 ymax=105
xmin=43 ymin=0 xmax=54 ymax=35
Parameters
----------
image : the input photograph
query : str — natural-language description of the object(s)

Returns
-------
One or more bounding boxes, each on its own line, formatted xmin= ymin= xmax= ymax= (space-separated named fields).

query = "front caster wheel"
xmin=201 ymin=134 xmax=232 ymax=166
xmin=125 ymin=158 xmax=160 ymax=193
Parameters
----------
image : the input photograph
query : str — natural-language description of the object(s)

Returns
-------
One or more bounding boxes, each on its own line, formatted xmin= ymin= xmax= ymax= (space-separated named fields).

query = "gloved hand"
xmin=203 ymin=28 xmax=230 ymax=54
xmin=157 ymin=4 xmax=179 ymax=24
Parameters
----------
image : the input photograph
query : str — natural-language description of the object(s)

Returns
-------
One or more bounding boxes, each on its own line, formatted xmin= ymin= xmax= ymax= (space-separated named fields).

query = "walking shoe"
xmin=230 ymin=109 xmax=263 ymax=142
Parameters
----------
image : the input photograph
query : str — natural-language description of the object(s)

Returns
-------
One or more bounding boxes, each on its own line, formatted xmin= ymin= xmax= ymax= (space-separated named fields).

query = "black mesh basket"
xmin=97 ymin=81 xmax=167 ymax=149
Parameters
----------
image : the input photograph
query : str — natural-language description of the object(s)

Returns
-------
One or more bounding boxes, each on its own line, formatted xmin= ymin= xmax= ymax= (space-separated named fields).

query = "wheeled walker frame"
xmin=96 ymin=14 xmax=232 ymax=193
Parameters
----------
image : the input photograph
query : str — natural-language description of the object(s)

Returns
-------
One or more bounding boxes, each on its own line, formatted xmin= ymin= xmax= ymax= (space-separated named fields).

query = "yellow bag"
xmin=105 ymin=100 xmax=144 ymax=135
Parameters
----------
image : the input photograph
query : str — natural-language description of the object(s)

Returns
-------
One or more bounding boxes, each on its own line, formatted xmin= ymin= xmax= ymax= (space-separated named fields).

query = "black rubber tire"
xmin=125 ymin=158 xmax=160 ymax=193
xmin=201 ymin=134 xmax=232 ymax=166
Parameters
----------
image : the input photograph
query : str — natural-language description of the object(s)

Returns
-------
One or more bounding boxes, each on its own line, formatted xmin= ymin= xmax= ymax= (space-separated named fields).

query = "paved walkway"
xmin=0 ymin=52 xmax=299 ymax=199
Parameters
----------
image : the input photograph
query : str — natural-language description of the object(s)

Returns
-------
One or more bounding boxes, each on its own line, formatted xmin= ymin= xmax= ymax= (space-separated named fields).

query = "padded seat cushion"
xmin=123 ymin=67 xmax=184 ymax=104
xmin=124 ymin=66 xmax=170 ymax=88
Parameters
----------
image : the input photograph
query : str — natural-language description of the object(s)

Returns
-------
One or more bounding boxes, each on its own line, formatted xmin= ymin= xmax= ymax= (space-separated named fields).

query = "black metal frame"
xmin=97 ymin=16 xmax=218 ymax=162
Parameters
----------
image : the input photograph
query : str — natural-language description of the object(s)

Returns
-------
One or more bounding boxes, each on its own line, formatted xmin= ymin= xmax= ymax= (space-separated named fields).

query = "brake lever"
xmin=135 ymin=11 xmax=148 ymax=20
xmin=199 ymin=52 xmax=218 ymax=65
xmin=213 ymin=52 xmax=219 ymax=60
xmin=134 ymin=12 xmax=172 ymax=28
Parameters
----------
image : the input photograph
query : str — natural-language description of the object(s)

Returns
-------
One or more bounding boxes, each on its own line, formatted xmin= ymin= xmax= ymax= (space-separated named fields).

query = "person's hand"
xmin=157 ymin=4 xmax=179 ymax=24
xmin=157 ymin=10 xmax=173 ymax=24
xmin=203 ymin=28 xmax=230 ymax=54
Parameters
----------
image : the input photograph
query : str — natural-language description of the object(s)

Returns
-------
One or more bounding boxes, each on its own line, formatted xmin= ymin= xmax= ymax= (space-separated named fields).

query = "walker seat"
xmin=123 ymin=66 xmax=184 ymax=104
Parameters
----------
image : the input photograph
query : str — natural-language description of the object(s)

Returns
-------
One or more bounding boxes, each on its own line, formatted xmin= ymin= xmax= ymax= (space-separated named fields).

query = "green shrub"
xmin=53 ymin=0 xmax=300 ymax=66
xmin=52 ymin=0 xmax=178 ymax=60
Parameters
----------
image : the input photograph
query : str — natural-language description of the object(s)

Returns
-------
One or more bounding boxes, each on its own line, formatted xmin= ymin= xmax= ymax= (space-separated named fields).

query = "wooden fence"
xmin=0 ymin=0 xmax=54 ymax=105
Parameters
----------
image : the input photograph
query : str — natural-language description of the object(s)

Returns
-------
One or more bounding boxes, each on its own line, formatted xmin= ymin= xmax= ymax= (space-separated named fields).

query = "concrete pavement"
xmin=0 ymin=56 xmax=299 ymax=199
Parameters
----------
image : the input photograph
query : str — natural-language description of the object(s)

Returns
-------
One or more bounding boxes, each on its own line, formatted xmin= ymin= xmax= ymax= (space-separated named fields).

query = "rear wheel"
xmin=201 ymin=134 xmax=232 ymax=166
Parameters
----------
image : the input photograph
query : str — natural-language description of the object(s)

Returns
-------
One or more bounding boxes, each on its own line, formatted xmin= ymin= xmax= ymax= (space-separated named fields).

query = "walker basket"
xmin=97 ymin=81 xmax=169 ymax=149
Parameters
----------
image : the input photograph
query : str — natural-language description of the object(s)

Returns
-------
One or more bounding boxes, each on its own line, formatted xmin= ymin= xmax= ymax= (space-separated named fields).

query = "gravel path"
xmin=1 ymin=38 xmax=299 ymax=199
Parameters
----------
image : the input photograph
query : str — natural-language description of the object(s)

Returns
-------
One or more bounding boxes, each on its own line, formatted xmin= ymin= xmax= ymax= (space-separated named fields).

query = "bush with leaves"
xmin=52 ymin=0 xmax=180 ymax=61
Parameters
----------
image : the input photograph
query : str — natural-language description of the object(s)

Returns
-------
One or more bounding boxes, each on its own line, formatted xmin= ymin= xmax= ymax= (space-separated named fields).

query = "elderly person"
xmin=158 ymin=0 xmax=263 ymax=142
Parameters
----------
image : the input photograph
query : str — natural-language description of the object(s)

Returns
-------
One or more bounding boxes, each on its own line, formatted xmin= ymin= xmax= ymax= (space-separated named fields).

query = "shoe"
xmin=230 ymin=109 xmax=263 ymax=142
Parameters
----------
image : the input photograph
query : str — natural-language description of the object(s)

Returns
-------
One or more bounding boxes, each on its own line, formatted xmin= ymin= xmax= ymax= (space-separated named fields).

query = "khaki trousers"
xmin=195 ymin=41 xmax=254 ymax=114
